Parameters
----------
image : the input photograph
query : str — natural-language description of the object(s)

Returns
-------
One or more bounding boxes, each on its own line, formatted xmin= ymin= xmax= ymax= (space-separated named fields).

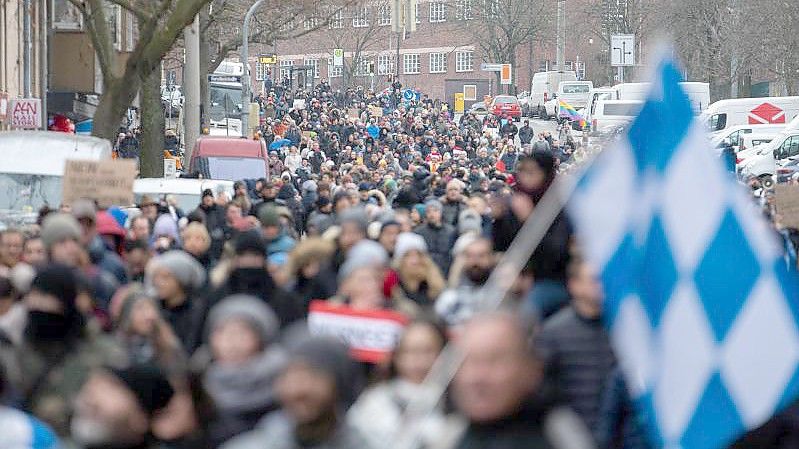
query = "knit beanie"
xmin=393 ymin=232 xmax=428 ymax=264
xmin=31 ymin=263 xmax=79 ymax=316
xmin=458 ymin=209 xmax=483 ymax=235
xmin=287 ymin=335 xmax=364 ymax=411
xmin=40 ymin=213 xmax=82 ymax=250
xmin=207 ymin=295 xmax=280 ymax=346
xmin=147 ymin=250 xmax=205 ymax=293
xmin=338 ymin=207 xmax=369 ymax=233
xmin=235 ymin=230 xmax=267 ymax=257
xmin=338 ymin=239 xmax=388 ymax=282
xmin=109 ymin=364 xmax=174 ymax=416
xmin=258 ymin=206 xmax=281 ymax=228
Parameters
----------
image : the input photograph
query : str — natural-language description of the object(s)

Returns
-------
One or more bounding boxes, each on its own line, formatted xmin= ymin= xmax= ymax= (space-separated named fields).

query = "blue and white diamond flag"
xmin=568 ymin=55 xmax=799 ymax=448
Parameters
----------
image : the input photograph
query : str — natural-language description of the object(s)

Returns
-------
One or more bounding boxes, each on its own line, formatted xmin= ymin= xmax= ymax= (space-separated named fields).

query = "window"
xmin=279 ymin=18 xmax=296 ymax=33
xmin=303 ymin=16 xmax=319 ymax=30
xmin=429 ymin=1 xmax=446 ymax=22
xmin=455 ymin=51 xmax=473 ymax=72
xmin=377 ymin=54 xmax=395 ymax=75
xmin=455 ymin=0 xmax=473 ymax=20
xmin=403 ymin=53 xmax=420 ymax=74
xmin=255 ymin=61 xmax=268 ymax=80
xmin=280 ymin=60 xmax=294 ymax=80
xmin=329 ymin=9 xmax=344 ymax=28
xmin=352 ymin=8 xmax=369 ymax=27
xmin=484 ymin=0 xmax=499 ymax=18
xmin=415 ymin=1 xmax=421 ymax=23
xmin=354 ymin=58 xmax=372 ymax=77
xmin=125 ymin=11 xmax=135 ymax=51
xmin=564 ymin=61 xmax=574 ymax=71
xmin=327 ymin=58 xmax=343 ymax=78
xmin=539 ymin=60 xmax=551 ymax=71
xmin=708 ymin=113 xmax=727 ymax=132
xmin=304 ymin=58 xmax=320 ymax=78
xmin=378 ymin=4 xmax=392 ymax=26
xmin=429 ymin=52 xmax=447 ymax=73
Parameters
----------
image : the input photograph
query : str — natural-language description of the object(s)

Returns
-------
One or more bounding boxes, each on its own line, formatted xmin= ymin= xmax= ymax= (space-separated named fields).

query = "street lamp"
xmin=241 ymin=0 xmax=267 ymax=137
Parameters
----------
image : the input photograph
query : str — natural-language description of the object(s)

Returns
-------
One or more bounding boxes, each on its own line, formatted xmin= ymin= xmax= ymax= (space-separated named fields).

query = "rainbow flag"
xmin=558 ymin=99 xmax=587 ymax=128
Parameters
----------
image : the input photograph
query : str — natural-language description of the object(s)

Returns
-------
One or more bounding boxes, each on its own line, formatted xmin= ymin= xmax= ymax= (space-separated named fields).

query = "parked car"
xmin=467 ymin=102 xmax=490 ymax=120
xmin=490 ymin=95 xmax=522 ymax=120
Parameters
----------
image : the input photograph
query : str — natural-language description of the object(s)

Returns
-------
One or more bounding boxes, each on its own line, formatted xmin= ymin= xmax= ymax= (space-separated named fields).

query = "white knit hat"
xmin=393 ymin=232 xmax=428 ymax=264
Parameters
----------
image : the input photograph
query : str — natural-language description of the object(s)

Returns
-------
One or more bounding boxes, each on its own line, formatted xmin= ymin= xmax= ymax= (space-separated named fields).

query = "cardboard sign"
xmin=293 ymin=99 xmax=306 ymax=110
xmin=776 ymin=184 xmax=799 ymax=229
xmin=368 ymin=105 xmax=383 ymax=117
xmin=62 ymin=159 xmax=137 ymax=208
xmin=302 ymin=130 xmax=315 ymax=139
xmin=164 ymin=159 xmax=177 ymax=179
xmin=348 ymin=108 xmax=360 ymax=120
xmin=10 ymin=98 xmax=42 ymax=128
xmin=307 ymin=300 xmax=409 ymax=363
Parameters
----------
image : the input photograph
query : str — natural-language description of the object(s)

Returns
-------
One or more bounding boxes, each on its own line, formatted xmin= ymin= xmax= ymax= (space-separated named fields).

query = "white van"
xmin=740 ymin=130 xmax=799 ymax=179
xmin=710 ymin=124 xmax=786 ymax=147
xmin=611 ymin=82 xmax=710 ymax=113
xmin=133 ymin=178 xmax=235 ymax=213
xmin=530 ymin=71 xmax=576 ymax=118
xmin=590 ymin=100 xmax=643 ymax=134
xmin=702 ymin=96 xmax=799 ymax=133
xmin=585 ymin=87 xmax=615 ymax=124
xmin=0 ymin=131 xmax=112 ymax=225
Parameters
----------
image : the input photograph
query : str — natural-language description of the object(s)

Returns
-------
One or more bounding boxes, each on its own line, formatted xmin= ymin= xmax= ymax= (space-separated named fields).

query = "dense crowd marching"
xmin=1 ymin=82 xmax=790 ymax=449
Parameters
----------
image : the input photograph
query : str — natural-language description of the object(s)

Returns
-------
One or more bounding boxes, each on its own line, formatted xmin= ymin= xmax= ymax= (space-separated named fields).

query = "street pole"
xmin=40 ymin=0 xmax=49 ymax=128
xmin=556 ymin=0 xmax=565 ymax=72
xmin=22 ymin=0 xmax=32 ymax=97
xmin=241 ymin=0 xmax=266 ymax=138
xmin=184 ymin=15 xmax=201 ymax=162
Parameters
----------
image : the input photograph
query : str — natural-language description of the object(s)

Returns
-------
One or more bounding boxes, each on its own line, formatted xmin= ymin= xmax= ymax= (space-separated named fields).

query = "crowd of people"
xmin=0 ymin=82 xmax=791 ymax=449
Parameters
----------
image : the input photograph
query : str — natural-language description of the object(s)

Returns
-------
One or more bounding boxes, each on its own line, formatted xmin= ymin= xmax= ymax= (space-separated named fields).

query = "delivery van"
xmin=530 ymin=71 xmax=577 ymax=118
xmin=611 ymin=82 xmax=710 ymax=113
xmin=590 ymin=100 xmax=643 ymax=134
xmin=0 ymin=131 xmax=112 ymax=226
xmin=702 ymin=96 xmax=799 ymax=133
xmin=188 ymin=137 xmax=269 ymax=181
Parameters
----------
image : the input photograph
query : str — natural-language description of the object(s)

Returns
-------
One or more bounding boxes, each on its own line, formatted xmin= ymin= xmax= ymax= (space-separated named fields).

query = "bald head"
xmin=454 ymin=313 xmax=541 ymax=423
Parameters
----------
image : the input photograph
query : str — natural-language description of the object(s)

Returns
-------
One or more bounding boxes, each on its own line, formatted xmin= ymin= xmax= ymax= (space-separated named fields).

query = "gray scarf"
xmin=204 ymin=347 xmax=287 ymax=414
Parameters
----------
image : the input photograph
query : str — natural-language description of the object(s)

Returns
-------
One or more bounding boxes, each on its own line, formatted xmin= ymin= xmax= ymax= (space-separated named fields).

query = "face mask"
xmin=26 ymin=310 xmax=72 ymax=340
xmin=465 ymin=266 xmax=491 ymax=286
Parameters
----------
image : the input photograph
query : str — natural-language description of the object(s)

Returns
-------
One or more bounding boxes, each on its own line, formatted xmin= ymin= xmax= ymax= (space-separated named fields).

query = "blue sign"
xmin=402 ymin=89 xmax=415 ymax=101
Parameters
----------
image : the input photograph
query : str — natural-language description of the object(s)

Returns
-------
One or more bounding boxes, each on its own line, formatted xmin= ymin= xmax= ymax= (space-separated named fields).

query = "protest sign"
xmin=368 ymin=105 xmax=383 ymax=117
xmin=62 ymin=159 xmax=137 ymax=208
xmin=293 ymin=99 xmax=306 ymax=110
xmin=164 ymin=159 xmax=177 ymax=179
xmin=302 ymin=130 xmax=315 ymax=139
xmin=776 ymin=184 xmax=799 ymax=229
xmin=307 ymin=300 xmax=409 ymax=363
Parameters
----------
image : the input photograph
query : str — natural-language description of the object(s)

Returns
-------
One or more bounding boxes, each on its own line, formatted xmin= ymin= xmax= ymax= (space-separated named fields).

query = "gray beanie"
xmin=338 ymin=207 xmax=370 ymax=233
xmin=424 ymin=198 xmax=443 ymax=211
xmin=147 ymin=250 xmax=206 ymax=292
xmin=393 ymin=232 xmax=428 ymax=264
xmin=458 ymin=209 xmax=483 ymax=235
xmin=338 ymin=239 xmax=388 ymax=282
xmin=207 ymin=295 xmax=280 ymax=345
xmin=41 ymin=213 xmax=82 ymax=250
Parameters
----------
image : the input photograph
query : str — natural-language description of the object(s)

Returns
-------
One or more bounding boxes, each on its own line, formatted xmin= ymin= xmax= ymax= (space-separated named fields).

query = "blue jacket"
xmin=0 ymin=406 xmax=59 ymax=449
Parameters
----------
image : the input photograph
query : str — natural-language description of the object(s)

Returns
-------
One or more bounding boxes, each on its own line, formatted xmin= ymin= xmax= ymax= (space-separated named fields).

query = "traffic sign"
xmin=333 ymin=49 xmax=344 ymax=67
xmin=611 ymin=34 xmax=635 ymax=66
xmin=500 ymin=64 xmax=512 ymax=85
xmin=402 ymin=89 xmax=415 ymax=101
xmin=480 ymin=63 xmax=503 ymax=72
xmin=10 ymin=98 xmax=42 ymax=129
xmin=258 ymin=55 xmax=277 ymax=64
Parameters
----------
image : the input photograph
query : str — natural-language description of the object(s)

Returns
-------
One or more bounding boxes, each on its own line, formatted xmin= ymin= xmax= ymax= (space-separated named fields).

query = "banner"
xmin=62 ymin=159 xmax=137 ymax=208
xmin=307 ymin=300 xmax=409 ymax=363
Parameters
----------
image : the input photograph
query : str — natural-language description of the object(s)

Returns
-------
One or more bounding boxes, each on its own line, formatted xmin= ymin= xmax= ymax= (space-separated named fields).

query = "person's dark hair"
xmin=0 ymin=276 xmax=14 ymax=300
xmin=386 ymin=316 xmax=448 ymax=380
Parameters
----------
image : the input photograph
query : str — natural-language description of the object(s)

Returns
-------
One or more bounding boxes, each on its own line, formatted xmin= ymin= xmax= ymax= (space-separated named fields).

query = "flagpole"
xmin=389 ymin=156 xmax=595 ymax=449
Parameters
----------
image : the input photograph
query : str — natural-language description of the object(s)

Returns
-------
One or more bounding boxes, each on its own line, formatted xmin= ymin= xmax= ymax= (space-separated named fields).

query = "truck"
xmin=529 ymin=71 xmax=577 ymax=118
xmin=701 ymin=96 xmax=799 ymax=133
xmin=0 ymin=131 xmax=112 ymax=227
xmin=208 ymin=60 xmax=245 ymax=137
xmin=188 ymin=137 xmax=270 ymax=181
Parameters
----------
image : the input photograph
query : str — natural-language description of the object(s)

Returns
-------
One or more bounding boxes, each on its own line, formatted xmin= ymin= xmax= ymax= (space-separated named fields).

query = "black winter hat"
xmin=109 ymin=364 xmax=174 ymax=416
xmin=235 ymin=230 xmax=267 ymax=257
xmin=31 ymin=263 xmax=78 ymax=315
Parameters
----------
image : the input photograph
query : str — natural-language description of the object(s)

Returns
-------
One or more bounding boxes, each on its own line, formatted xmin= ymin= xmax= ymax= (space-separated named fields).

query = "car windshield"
xmin=562 ymin=84 xmax=590 ymax=93
xmin=197 ymin=157 xmax=266 ymax=181
xmin=603 ymin=103 xmax=640 ymax=116
xmin=134 ymin=193 xmax=200 ymax=212
xmin=494 ymin=96 xmax=517 ymax=104
xmin=0 ymin=173 xmax=63 ymax=212
xmin=209 ymin=84 xmax=243 ymax=121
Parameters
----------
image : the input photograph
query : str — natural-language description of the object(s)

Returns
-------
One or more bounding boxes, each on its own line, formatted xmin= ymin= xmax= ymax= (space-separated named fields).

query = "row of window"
xmin=255 ymin=51 xmax=474 ymax=80
xmin=328 ymin=0 xmax=485 ymax=29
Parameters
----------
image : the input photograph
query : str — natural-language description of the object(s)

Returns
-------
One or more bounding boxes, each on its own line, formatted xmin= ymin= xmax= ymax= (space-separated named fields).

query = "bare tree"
xmin=67 ymin=0 xmax=212 ymax=144
xmin=465 ymin=0 xmax=552 ymax=93
xmin=326 ymin=1 xmax=393 ymax=88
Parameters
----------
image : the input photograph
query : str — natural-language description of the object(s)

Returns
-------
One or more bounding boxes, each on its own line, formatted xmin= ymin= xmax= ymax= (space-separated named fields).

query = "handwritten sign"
xmin=776 ymin=184 xmax=799 ymax=229
xmin=308 ymin=300 xmax=409 ymax=363
xmin=62 ymin=159 xmax=137 ymax=208
xmin=368 ymin=105 xmax=383 ymax=117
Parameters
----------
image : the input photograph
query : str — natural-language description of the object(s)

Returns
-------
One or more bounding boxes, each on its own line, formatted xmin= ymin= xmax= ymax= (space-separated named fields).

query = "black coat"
xmin=456 ymin=399 xmax=560 ymax=449
xmin=209 ymin=268 xmax=304 ymax=328
xmin=415 ymin=222 xmax=456 ymax=274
